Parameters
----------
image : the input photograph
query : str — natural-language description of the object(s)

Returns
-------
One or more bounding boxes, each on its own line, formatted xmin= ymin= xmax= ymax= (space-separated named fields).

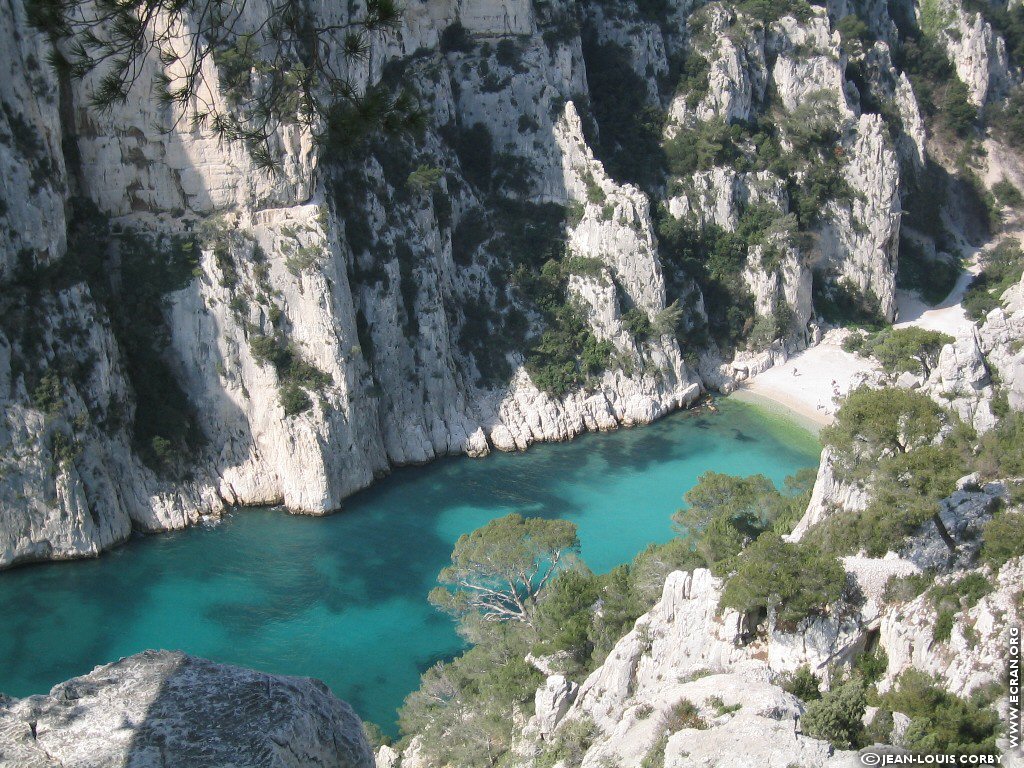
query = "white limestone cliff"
xmin=0 ymin=0 xmax=1015 ymax=567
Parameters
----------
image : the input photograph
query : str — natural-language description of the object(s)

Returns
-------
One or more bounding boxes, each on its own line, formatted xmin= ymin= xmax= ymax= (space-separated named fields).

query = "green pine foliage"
xmin=719 ymin=532 xmax=846 ymax=627
xmin=879 ymin=671 xmax=1000 ymax=754
xmin=963 ymin=239 xmax=1024 ymax=320
xmin=800 ymin=679 xmax=868 ymax=749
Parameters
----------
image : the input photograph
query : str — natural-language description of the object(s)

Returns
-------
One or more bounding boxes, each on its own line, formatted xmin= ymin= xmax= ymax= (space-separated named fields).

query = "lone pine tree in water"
xmin=429 ymin=513 xmax=580 ymax=628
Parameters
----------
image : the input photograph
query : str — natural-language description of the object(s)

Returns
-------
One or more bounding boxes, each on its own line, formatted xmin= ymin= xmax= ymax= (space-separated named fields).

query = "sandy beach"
xmin=734 ymin=343 xmax=877 ymax=429
xmin=732 ymin=252 xmax=983 ymax=429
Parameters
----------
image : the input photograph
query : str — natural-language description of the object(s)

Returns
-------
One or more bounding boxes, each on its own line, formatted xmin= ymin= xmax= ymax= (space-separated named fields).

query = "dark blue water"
xmin=0 ymin=399 xmax=818 ymax=731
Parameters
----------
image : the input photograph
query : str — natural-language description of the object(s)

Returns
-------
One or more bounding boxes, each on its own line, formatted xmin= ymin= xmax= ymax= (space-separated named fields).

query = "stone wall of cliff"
xmin=0 ymin=0 xmax=1019 ymax=566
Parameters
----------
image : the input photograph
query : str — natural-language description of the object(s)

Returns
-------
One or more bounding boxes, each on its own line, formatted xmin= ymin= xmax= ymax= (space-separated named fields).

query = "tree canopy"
xmin=673 ymin=472 xmax=777 ymax=570
xmin=800 ymin=678 xmax=867 ymax=749
xmin=880 ymin=671 xmax=1000 ymax=754
xmin=719 ymin=532 xmax=845 ymax=627
xmin=867 ymin=327 xmax=954 ymax=378
xmin=822 ymin=385 xmax=946 ymax=476
xmin=429 ymin=513 xmax=580 ymax=628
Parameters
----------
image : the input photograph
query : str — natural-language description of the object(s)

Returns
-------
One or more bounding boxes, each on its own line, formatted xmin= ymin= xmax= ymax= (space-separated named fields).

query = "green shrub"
xmin=987 ymin=88 xmax=1024 ymax=151
xmin=993 ymin=178 xmax=1023 ymax=208
xmin=249 ymin=332 xmax=331 ymax=415
xmin=665 ymin=699 xmax=707 ymax=731
xmin=836 ymin=14 xmax=871 ymax=45
xmin=933 ymin=608 xmax=955 ymax=642
xmin=800 ymin=679 xmax=867 ymax=749
xmin=736 ymin=0 xmax=813 ymax=23
xmin=929 ymin=573 xmax=993 ymax=613
xmin=779 ymin=666 xmax=822 ymax=702
xmin=854 ymin=646 xmax=888 ymax=684
xmin=673 ymin=472 xmax=786 ymax=571
xmin=974 ymin=411 xmax=1024 ymax=478
xmin=807 ymin=443 xmax=962 ymax=557
xmin=525 ymin=305 xmax=613 ymax=395
xmin=406 ymin=164 xmax=443 ymax=191
xmin=941 ymin=80 xmax=977 ymax=137
xmin=880 ymin=670 xmax=999 ymax=754
xmin=495 ymin=38 xmax=521 ymax=67
xmin=536 ymin=718 xmax=597 ymax=768
xmin=640 ymin=735 xmax=668 ymax=768
xmin=664 ymin=118 xmax=741 ymax=177
xmin=963 ymin=239 xmax=1023 ymax=320
xmin=622 ymin=307 xmax=652 ymax=342
xmin=31 ymin=370 xmax=64 ymax=415
xmin=673 ymin=49 xmax=710 ymax=107
xmin=440 ymin=21 xmax=473 ymax=53
xmin=980 ymin=510 xmax=1024 ymax=568
xmin=822 ymin=386 xmax=947 ymax=474
xmin=278 ymin=382 xmax=312 ymax=416
xmin=883 ymin=572 xmax=933 ymax=603
xmin=720 ymin=533 xmax=846 ymax=628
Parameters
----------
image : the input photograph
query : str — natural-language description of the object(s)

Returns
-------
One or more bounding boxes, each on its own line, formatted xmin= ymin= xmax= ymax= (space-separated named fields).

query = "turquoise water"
xmin=0 ymin=399 xmax=818 ymax=732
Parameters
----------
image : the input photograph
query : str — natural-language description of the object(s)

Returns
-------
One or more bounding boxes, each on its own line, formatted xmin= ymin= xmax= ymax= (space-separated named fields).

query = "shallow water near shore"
xmin=0 ymin=399 xmax=818 ymax=733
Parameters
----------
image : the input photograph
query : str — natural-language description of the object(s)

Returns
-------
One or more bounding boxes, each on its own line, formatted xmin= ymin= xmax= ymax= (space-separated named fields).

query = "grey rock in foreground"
xmin=0 ymin=650 xmax=374 ymax=768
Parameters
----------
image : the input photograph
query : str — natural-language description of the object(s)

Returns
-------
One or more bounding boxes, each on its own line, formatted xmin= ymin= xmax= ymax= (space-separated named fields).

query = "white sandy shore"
xmin=732 ymin=253 xmax=983 ymax=429
xmin=735 ymin=343 xmax=877 ymax=428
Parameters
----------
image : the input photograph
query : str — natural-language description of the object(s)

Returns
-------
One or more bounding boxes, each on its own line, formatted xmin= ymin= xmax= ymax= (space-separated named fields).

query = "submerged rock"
xmin=0 ymin=650 xmax=373 ymax=768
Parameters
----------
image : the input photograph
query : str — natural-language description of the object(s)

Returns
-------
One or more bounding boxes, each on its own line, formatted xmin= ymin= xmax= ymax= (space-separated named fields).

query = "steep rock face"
xmin=790 ymin=447 xmax=870 ymax=540
xmin=879 ymin=556 xmax=1024 ymax=696
xmin=1 ymin=0 xmax=709 ymax=565
xmin=0 ymin=0 xmax=997 ymax=565
xmin=817 ymin=114 xmax=901 ymax=321
xmin=0 ymin=0 xmax=67 ymax=281
xmin=663 ymin=0 xmax=905 ymax=373
xmin=0 ymin=650 xmax=374 ymax=768
xmin=978 ymin=281 xmax=1024 ymax=412
xmin=930 ymin=0 xmax=1011 ymax=106
xmin=0 ymin=281 xmax=222 ymax=566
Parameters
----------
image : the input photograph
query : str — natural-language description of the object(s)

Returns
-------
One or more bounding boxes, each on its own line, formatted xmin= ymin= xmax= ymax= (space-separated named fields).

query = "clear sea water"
xmin=0 ymin=399 xmax=818 ymax=733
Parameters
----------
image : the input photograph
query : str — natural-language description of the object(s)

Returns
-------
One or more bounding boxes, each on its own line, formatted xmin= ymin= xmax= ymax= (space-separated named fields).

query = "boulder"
xmin=535 ymin=675 xmax=579 ymax=738
xmin=0 ymin=651 xmax=373 ymax=768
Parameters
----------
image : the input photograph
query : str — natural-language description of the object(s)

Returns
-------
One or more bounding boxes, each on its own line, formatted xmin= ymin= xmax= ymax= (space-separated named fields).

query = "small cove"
xmin=0 ymin=399 xmax=819 ymax=733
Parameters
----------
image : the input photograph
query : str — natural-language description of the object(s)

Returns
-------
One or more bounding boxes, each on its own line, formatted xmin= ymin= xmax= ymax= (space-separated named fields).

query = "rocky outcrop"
xmin=899 ymin=481 xmax=1006 ymax=571
xmin=535 ymin=675 xmax=579 ymax=739
xmin=978 ymin=275 xmax=1024 ymax=412
xmin=516 ymin=570 xmax=862 ymax=767
xmin=790 ymin=447 xmax=870 ymax=540
xmin=929 ymin=0 xmax=1011 ymax=106
xmin=0 ymin=650 xmax=374 ymax=768
xmin=917 ymin=327 xmax=997 ymax=432
xmin=510 ymin=550 xmax=1021 ymax=766
xmin=879 ymin=556 xmax=1024 ymax=697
